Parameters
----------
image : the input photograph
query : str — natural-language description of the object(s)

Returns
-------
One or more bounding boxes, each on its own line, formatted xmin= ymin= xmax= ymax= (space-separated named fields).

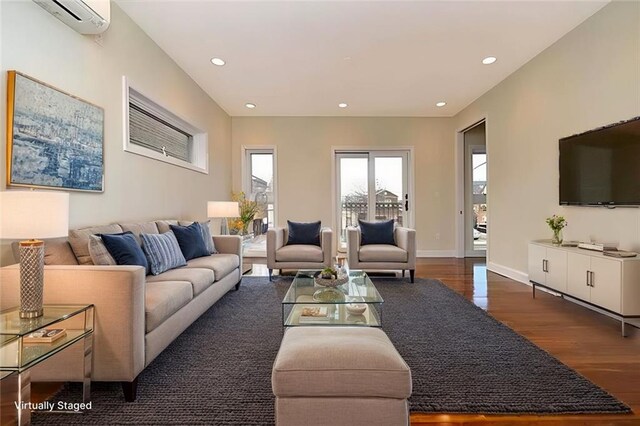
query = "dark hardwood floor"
xmin=408 ymin=258 xmax=640 ymax=425
xmin=28 ymin=258 xmax=640 ymax=425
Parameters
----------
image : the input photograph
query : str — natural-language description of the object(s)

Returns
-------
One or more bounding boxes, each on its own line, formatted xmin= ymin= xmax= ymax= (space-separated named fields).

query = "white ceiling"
xmin=116 ymin=0 xmax=609 ymax=117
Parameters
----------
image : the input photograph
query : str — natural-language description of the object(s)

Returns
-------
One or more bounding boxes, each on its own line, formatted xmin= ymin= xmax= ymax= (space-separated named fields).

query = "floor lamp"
xmin=207 ymin=201 xmax=240 ymax=235
xmin=0 ymin=191 xmax=69 ymax=318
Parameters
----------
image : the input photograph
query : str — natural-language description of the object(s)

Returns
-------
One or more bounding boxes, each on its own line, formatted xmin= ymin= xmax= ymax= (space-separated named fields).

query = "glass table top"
xmin=282 ymin=270 xmax=383 ymax=305
xmin=0 ymin=305 xmax=93 ymax=337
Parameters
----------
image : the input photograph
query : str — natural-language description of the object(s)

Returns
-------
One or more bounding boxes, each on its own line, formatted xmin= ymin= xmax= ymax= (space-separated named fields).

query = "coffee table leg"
xmin=82 ymin=333 xmax=93 ymax=403
xmin=17 ymin=371 xmax=30 ymax=426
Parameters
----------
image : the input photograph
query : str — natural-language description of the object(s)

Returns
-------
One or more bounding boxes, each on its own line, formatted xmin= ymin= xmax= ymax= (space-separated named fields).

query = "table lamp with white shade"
xmin=207 ymin=201 xmax=239 ymax=235
xmin=0 ymin=191 xmax=69 ymax=318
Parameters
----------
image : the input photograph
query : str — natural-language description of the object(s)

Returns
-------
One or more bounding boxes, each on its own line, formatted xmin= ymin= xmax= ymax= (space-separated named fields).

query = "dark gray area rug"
xmin=33 ymin=277 xmax=630 ymax=425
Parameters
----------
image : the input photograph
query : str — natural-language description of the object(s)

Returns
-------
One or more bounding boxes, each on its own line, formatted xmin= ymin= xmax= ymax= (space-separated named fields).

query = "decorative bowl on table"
xmin=314 ymin=267 xmax=349 ymax=287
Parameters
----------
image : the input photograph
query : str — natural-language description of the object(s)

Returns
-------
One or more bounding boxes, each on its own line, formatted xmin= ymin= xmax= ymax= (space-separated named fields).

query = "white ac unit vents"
xmin=33 ymin=0 xmax=110 ymax=34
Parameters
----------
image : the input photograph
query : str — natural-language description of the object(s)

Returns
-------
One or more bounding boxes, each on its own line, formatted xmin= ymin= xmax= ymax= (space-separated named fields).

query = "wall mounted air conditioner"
xmin=33 ymin=0 xmax=110 ymax=34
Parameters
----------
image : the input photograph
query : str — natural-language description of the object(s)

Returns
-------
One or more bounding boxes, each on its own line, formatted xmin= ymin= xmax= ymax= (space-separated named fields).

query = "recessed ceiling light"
xmin=245 ymin=103 xmax=256 ymax=109
xmin=436 ymin=101 xmax=446 ymax=107
xmin=338 ymin=103 xmax=348 ymax=108
xmin=211 ymin=57 xmax=225 ymax=66
xmin=482 ymin=56 xmax=497 ymax=65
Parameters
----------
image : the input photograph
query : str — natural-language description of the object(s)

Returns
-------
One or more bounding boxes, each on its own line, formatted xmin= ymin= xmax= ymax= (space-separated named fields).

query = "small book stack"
xmin=24 ymin=329 xmax=66 ymax=344
xmin=299 ymin=307 xmax=330 ymax=323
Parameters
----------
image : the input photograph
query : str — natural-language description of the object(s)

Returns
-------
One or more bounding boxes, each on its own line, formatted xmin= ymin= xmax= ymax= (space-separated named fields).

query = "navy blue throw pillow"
xmin=100 ymin=232 xmax=149 ymax=274
xmin=287 ymin=220 xmax=321 ymax=246
xmin=169 ymin=222 xmax=210 ymax=261
xmin=359 ymin=219 xmax=395 ymax=245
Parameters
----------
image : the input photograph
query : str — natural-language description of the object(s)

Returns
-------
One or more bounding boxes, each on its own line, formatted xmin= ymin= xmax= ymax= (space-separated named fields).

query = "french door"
xmin=336 ymin=150 xmax=411 ymax=250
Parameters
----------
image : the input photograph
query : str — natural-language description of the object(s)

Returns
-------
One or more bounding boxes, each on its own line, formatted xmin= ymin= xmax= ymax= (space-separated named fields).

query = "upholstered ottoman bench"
xmin=272 ymin=327 xmax=412 ymax=426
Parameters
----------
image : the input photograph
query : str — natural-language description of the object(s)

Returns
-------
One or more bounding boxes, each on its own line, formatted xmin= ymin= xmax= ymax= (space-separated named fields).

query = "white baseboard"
xmin=417 ymin=250 xmax=457 ymax=258
xmin=486 ymin=261 xmax=529 ymax=285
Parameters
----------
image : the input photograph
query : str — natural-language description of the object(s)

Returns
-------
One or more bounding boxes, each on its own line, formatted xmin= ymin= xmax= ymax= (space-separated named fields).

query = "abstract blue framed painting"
xmin=7 ymin=71 xmax=104 ymax=192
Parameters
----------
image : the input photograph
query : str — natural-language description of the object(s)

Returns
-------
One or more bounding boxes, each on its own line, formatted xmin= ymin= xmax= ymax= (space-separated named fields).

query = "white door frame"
xmin=241 ymin=145 xmax=278 ymax=228
xmin=331 ymin=146 xmax=415 ymax=252
xmin=455 ymin=117 xmax=489 ymax=259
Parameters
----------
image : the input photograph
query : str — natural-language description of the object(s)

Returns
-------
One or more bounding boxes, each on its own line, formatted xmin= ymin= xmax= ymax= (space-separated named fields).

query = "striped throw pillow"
xmin=141 ymin=232 xmax=187 ymax=275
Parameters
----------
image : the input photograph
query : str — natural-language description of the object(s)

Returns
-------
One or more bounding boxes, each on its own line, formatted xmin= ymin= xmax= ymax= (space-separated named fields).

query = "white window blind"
xmin=129 ymin=99 xmax=191 ymax=162
xmin=123 ymin=77 xmax=209 ymax=174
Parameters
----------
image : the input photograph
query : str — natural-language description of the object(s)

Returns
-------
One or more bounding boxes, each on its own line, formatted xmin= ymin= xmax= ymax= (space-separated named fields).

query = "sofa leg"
xmin=409 ymin=269 xmax=415 ymax=283
xmin=234 ymin=281 xmax=241 ymax=291
xmin=122 ymin=377 xmax=138 ymax=402
xmin=269 ymin=269 xmax=273 ymax=281
xmin=402 ymin=270 xmax=405 ymax=277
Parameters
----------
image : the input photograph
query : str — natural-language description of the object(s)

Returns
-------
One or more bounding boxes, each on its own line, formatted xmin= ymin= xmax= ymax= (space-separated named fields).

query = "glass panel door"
xmin=243 ymin=148 xmax=276 ymax=258
xmin=336 ymin=151 xmax=410 ymax=250
xmin=472 ymin=151 xmax=487 ymax=251
xmin=338 ymin=154 xmax=369 ymax=249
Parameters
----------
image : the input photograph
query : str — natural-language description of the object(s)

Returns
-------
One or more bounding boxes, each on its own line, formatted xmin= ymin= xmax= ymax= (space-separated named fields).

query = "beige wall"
xmin=231 ymin=117 xmax=455 ymax=253
xmin=0 ymin=2 xmax=231 ymax=265
xmin=454 ymin=1 xmax=640 ymax=277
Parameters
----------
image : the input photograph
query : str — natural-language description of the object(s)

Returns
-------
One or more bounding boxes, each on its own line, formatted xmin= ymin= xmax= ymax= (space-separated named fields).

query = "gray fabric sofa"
xmin=0 ymin=219 xmax=242 ymax=401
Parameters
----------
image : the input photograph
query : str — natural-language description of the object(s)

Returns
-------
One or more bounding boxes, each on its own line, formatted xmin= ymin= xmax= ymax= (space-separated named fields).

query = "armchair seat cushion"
xmin=359 ymin=244 xmax=408 ymax=263
xmin=276 ymin=245 xmax=323 ymax=262
xmin=146 ymin=267 xmax=214 ymax=296
xmin=185 ymin=254 xmax=239 ymax=281
xmin=145 ymin=281 xmax=193 ymax=333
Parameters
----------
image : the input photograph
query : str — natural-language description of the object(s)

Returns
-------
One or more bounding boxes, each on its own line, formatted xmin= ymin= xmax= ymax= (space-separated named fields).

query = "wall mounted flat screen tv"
xmin=559 ymin=117 xmax=640 ymax=206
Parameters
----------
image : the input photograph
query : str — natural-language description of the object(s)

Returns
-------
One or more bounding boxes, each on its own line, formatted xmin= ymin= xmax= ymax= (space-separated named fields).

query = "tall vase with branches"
xmin=232 ymin=191 xmax=260 ymax=236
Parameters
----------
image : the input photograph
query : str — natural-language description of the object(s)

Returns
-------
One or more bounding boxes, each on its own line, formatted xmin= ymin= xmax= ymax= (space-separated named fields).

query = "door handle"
xmin=586 ymin=270 xmax=591 ymax=287
xmin=404 ymin=194 xmax=409 ymax=212
xmin=542 ymin=259 xmax=548 ymax=272
xmin=590 ymin=271 xmax=594 ymax=287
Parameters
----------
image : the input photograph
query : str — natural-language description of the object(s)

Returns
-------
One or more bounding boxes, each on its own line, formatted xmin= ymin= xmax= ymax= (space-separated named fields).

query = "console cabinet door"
xmin=590 ymin=257 xmax=621 ymax=313
xmin=545 ymin=248 xmax=567 ymax=292
xmin=528 ymin=244 xmax=547 ymax=285
xmin=567 ymin=253 xmax=591 ymax=302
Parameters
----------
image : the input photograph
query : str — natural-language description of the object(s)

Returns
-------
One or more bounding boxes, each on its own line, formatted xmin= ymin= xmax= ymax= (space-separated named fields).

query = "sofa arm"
xmin=320 ymin=228 xmax=334 ymax=267
xmin=346 ymin=227 xmax=361 ymax=268
xmin=0 ymin=264 xmax=146 ymax=382
xmin=395 ymin=227 xmax=417 ymax=268
xmin=213 ymin=235 xmax=242 ymax=258
xmin=267 ymin=227 xmax=286 ymax=268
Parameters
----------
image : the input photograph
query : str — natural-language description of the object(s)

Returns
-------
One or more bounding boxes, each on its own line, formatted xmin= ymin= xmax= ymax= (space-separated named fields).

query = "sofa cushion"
xmin=287 ymin=220 xmax=321 ymax=246
xmin=272 ymin=327 xmax=411 ymax=399
xmin=101 ymin=232 xmax=149 ymax=273
xmin=359 ymin=219 xmax=395 ymax=246
xmin=156 ymin=220 xmax=179 ymax=234
xmin=141 ymin=232 xmax=187 ymax=275
xmin=88 ymin=235 xmax=116 ymax=265
xmin=11 ymin=238 xmax=79 ymax=265
xmin=170 ymin=223 xmax=210 ymax=261
xmin=276 ymin=245 xmax=323 ymax=262
xmin=145 ymin=281 xmax=193 ymax=333
xmin=185 ymin=254 xmax=239 ymax=280
xmin=146 ymin=267 xmax=215 ymax=296
xmin=119 ymin=222 xmax=160 ymax=244
xmin=359 ymin=244 xmax=407 ymax=263
xmin=68 ymin=224 xmax=123 ymax=265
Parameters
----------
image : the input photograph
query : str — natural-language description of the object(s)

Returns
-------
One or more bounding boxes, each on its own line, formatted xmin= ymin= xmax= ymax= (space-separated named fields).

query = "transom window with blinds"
xmin=123 ymin=77 xmax=208 ymax=173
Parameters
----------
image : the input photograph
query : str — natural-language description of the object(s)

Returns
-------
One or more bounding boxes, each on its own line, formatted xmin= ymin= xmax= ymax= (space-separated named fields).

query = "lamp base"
xmin=19 ymin=240 xmax=45 ymax=319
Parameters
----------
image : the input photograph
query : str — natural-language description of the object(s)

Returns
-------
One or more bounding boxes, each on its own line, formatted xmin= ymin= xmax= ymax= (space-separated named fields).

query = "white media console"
xmin=528 ymin=240 xmax=640 ymax=336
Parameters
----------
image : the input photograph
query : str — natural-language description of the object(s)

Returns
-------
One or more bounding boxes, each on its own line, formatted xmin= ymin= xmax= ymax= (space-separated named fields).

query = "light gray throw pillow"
xmin=88 ymin=235 xmax=116 ymax=265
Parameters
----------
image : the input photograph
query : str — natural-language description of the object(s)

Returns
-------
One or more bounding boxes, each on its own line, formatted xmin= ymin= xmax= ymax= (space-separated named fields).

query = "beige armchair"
xmin=267 ymin=227 xmax=333 ymax=280
xmin=347 ymin=226 xmax=417 ymax=282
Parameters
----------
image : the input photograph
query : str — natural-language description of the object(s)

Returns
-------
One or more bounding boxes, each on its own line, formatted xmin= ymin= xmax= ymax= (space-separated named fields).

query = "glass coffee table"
xmin=282 ymin=270 xmax=383 ymax=327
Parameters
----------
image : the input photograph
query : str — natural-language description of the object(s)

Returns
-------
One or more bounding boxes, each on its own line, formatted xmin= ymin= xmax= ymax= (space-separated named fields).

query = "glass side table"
xmin=0 ymin=304 xmax=94 ymax=425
